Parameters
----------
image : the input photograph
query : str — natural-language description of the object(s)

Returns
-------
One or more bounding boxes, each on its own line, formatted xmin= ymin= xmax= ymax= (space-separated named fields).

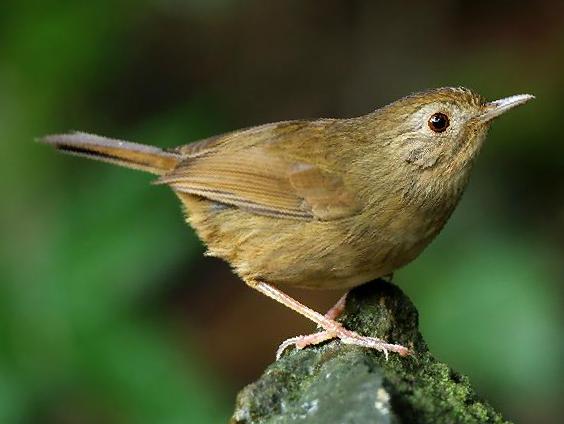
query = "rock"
xmin=231 ymin=280 xmax=510 ymax=424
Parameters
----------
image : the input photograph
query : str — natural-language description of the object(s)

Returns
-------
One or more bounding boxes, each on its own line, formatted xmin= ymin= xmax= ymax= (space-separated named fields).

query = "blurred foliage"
xmin=0 ymin=1 xmax=563 ymax=423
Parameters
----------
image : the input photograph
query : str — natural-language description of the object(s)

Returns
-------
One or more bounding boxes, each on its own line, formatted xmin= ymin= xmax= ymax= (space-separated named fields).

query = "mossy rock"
xmin=231 ymin=280 xmax=509 ymax=424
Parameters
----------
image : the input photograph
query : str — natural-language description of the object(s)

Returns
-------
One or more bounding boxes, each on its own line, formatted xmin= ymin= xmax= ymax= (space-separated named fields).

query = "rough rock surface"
xmin=231 ymin=280 xmax=509 ymax=424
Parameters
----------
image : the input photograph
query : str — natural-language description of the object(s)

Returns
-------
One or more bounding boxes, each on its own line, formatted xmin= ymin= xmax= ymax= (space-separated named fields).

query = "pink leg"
xmin=324 ymin=292 xmax=348 ymax=320
xmin=245 ymin=280 xmax=410 ymax=359
xmin=283 ymin=292 xmax=349 ymax=355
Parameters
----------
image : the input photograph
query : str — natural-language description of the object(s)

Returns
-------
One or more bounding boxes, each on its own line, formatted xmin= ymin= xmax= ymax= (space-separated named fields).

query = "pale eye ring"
xmin=428 ymin=113 xmax=449 ymax=133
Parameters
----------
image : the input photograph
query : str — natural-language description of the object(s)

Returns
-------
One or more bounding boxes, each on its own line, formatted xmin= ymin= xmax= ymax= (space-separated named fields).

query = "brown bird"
xmin=42 ymin=87 xmax=533 ymax=358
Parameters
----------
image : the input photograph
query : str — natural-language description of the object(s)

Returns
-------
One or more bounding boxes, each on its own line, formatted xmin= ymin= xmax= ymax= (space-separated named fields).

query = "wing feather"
xmin=157 ymin=125 xmax=360 ymax=220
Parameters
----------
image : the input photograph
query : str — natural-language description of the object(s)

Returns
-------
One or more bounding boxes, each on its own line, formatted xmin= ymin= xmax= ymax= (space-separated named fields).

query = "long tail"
xmin=41 ymin=131 xmax=180 ymax=175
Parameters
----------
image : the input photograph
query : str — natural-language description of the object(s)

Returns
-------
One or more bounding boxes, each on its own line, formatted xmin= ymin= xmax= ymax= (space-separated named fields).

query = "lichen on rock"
xmin=231 ymin=280 xmax=509 ymax=424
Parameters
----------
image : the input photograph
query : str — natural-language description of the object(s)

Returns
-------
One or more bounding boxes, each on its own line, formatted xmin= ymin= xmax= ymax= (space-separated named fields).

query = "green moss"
xmin=232 ymin=280 xmax=510 ymax=424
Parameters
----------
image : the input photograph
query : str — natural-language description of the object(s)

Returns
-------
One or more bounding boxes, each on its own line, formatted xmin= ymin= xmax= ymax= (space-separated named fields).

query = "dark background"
xmin=1 ymin=1 xmax=563 ymax=423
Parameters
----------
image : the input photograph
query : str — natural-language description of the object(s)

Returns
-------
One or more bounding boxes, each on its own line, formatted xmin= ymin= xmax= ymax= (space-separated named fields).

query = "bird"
xmin=41 ymin=87 xmax=534 ymax=358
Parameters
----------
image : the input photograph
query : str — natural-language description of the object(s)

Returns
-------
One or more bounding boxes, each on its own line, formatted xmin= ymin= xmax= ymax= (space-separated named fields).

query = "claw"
xmin=276 ymin=328 xmax=410 ymax=360
xmin=276 ymin=336 xmax=303 ymax=359
xmin=276 ymin=331 xmax=334 ymax=359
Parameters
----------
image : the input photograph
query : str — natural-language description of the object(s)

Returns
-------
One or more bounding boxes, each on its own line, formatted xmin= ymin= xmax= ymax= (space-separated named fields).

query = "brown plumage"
xmin=42 ymin=87 xmax=534 ymax=357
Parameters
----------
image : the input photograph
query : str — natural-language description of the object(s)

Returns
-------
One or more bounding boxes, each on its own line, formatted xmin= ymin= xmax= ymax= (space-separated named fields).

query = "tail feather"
xmin=41 ymin=131 xmax=180 ymax=175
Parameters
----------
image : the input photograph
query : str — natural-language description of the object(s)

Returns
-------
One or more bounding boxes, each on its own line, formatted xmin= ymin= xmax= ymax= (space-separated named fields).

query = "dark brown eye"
xmin=428 ymin=113 xmax=449 ymax=133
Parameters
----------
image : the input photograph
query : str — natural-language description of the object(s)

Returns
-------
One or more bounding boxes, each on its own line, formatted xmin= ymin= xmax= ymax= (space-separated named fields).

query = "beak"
xmin=478 ymin=94 xmax=535 ymax=122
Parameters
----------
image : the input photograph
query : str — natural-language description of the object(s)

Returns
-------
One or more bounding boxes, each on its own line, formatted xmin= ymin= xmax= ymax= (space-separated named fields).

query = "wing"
xmin=156 ymin=122 xmax=360 ymax=221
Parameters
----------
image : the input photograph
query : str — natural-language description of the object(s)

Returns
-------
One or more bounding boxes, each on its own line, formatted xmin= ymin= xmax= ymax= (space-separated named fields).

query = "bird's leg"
xmin=323 ymin=291 xmax=348 ymax=320
xmin=245 ymin=280 xmax=409 ymax=359
xmin=281 ymin=292 xmax=348 ymax=356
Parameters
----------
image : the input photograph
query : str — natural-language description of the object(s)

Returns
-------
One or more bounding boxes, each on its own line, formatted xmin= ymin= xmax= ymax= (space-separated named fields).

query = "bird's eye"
xmin=428 ymin=113 xmax=449 ymax=133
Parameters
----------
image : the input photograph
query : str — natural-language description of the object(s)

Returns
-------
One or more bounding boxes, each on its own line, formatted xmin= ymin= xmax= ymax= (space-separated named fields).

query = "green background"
xmin=1 ymin=1 xmax=563 ymax=423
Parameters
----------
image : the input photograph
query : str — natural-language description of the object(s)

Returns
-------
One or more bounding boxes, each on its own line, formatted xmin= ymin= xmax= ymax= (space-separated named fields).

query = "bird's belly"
xmin=179 ymin=193 xmax=441 ymax=290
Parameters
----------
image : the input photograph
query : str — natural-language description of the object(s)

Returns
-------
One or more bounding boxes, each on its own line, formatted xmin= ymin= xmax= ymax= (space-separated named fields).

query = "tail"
xmin=41 ymin=131 xmax=180 ymax=175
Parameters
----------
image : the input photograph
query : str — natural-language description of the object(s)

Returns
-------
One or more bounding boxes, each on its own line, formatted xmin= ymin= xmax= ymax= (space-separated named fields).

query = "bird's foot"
xmin=246 ymin=281 xmax=410 ymax=360
xmin=276 ymin=322 xmax=410 ymax=360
